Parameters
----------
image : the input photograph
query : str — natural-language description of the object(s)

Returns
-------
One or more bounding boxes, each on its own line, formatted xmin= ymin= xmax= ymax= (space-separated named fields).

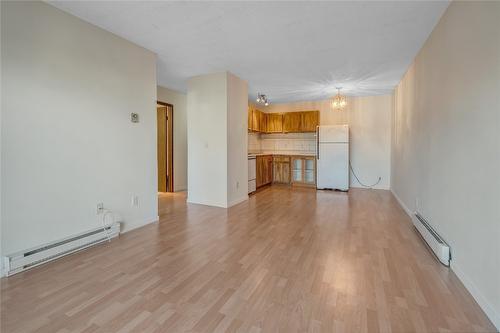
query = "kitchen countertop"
xmin=248 ymin=152 xmax=316 ymax=157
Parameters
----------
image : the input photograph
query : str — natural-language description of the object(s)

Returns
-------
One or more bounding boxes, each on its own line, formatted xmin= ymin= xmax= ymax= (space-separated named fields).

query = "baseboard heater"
xmin=3 ymin=223 xmax=121 ymax=276
xmin=412 ymin=212 xmax=450 ymax=266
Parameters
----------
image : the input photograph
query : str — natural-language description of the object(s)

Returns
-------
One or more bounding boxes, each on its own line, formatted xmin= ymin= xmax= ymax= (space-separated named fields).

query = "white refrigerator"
xmin=316 ymin=125 xmax=349 ymax=191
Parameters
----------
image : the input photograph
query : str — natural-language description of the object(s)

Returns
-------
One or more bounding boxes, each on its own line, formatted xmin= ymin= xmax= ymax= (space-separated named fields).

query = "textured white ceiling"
xmin=49 ymin=1 xmax=449 ymax=103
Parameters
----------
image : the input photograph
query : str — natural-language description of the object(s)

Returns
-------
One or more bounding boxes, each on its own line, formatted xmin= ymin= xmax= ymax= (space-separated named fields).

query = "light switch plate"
xmin=131 ymin=113 xmax=139 ymax=123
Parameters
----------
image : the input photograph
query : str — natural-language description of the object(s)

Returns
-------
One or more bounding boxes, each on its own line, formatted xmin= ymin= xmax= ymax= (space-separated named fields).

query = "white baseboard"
xmin=227 ymin=195 xmax=248 ymax=208
xmin=390 ymin=188 xmax=413 ymax=217
xmin=121 ymin=215 xmax=159 ymax=233
xmin=451 ymin=261 xmax=500 ymax=330
xmin=174 ymin=186 xmax=187 ymax=192
xmin=391 ymin=188 xmax=499 ymax=330
xmin=187 ymin=196 xmax=248 ymax=209
xmin=350 ymin=184 xmax=390 ymax=190
xmin=186 ymin=197 xmax=228 ymax=208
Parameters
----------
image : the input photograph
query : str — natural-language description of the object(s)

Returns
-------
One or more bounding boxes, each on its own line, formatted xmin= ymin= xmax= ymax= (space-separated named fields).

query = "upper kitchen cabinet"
xmin=266 ymin=113 xmax=283 ymax=133
xmin=248 ymin=109 xmax=318 ymax=133
xmin=250 ymin=108 xmax=265 ymax=132
xmin=248 ymin=106 xmax=253 ymax=131
xmin=259 ymin=110 xmax=267 ymax=131
xmin=283 ymin=112 xmax=302 ymax=133
xmin=301 ymin=111 xmax=319 ymax=132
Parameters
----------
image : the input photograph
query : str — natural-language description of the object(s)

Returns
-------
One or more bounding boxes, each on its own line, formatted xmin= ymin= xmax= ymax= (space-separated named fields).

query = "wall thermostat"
xmin=131 ymin=113 xmax=139 ymax=123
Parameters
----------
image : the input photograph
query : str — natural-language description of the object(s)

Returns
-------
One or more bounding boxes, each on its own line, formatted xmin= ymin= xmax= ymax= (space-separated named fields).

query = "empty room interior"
xmin=1 ymin=1 xmax=500 ymax=332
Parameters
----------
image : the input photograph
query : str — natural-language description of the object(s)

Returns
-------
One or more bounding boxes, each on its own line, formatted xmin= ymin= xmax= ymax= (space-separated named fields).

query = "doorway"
xmin=157 ymin=101 xmax=174 ymax=192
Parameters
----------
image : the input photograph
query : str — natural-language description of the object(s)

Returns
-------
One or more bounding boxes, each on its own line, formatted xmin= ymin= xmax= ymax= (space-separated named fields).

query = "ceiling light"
xmin=331 ymin=87 xmax=347 ymax=110
xmin=256 ymin=93 xmax=269 ymax=106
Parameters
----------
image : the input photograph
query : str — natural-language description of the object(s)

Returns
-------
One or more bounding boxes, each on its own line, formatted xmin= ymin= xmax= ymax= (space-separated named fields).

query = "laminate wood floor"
xmin=1 ymin=187 xmax=496 ymax=333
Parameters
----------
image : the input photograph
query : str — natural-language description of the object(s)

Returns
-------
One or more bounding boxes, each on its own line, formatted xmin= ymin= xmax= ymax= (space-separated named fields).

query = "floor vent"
xmin=412 ymin=213 xmax=450 ymax=266
xmin=3 ymin=223 xmax=120 ymax=276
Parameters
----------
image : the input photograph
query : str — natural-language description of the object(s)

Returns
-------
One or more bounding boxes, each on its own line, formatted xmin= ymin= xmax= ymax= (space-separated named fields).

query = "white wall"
xmin=187 ymin=72 xmax=248 ymax=208
xmin=391 ymin=1 xmax=500 ymax=328
xmin=157 ymin=86 xmax=187 ymax=192
xmin=348 ymin=96 xmax=392 ymax=190
xmin=262 ymin=95 xmax=392 ymax=189
xmin=1 ymin=1 xmax=158 ymax=256
xmin=0 ymin=0 xmax=3 ymax=267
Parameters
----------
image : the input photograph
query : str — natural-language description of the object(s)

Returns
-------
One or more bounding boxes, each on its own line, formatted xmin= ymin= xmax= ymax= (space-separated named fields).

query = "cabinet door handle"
xmin=316 ymin=126 xmax=320 ymax=159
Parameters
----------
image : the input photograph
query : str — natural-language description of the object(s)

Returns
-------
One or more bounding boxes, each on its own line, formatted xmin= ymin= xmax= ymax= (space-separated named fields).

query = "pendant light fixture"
xmin=331 ymin=87 xmax=347 ymax=110
xmin=256 ymin=93 xmax=269 ymax=106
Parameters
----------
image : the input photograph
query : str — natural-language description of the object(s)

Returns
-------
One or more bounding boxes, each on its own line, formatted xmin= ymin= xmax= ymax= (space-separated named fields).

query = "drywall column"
xmin=187 ymin=72 xmax=248 ymax=208
xmin=226 ymin=73 xmax=249 ymax=206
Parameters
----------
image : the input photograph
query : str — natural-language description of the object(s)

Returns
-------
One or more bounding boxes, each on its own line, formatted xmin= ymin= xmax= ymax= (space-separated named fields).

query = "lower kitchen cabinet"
xmin=291 ymin=156 xmax=316 ymax=186
xmin=255 ymin=155 xmax=315 ymax=188
xmin=256 ymin=155 xmax=273 ymax=188
xmin=273 ymin=155 xmax=290 ymax=184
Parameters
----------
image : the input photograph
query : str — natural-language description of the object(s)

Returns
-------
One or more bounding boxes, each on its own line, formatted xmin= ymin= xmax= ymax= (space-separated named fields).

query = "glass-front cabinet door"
xmin=291 ymin=156 xmax=316 ymax=186
xmin=304 ymin=158 xmax=315 ymax=184
xmin=292 ymin=158 xmax=303 ymax=182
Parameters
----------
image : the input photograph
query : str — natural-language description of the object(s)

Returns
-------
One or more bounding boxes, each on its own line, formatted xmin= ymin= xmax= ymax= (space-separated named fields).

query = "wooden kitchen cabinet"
xmin=266 ymin=113 xmax=283 ymax=133
xmin=248 ymin=106 xmax=253 ymax=131
xmin=250 ymin=109 xmax=266 ymax=132
xmin=273 ymin=155 xmax=291 ymax=184
xmin=249 ymin=109 xmax=318 ymax=134
xmin=300 ymin=111 xmax=319 ymax=132
xmin=259 ymin=110 xmax=267 ymax=132
xmin=251 ymin=109 xmax=260 ymax=132
xmin=256 ymin=155 xmax=273 ymax=188
xmin=283 ymin=112 xmax=302 ymax=133
xmin=291 ymin=156 xmax=316 ymax=186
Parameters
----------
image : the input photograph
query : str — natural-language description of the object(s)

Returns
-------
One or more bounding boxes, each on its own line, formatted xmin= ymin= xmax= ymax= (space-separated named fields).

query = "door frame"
xmin=157 ymin=101 xmax=174 ymax=192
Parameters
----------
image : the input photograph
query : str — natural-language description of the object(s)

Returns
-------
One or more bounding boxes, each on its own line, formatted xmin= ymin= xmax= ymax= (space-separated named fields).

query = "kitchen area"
xmin=247 ymin=106 xmax=349 ymax=193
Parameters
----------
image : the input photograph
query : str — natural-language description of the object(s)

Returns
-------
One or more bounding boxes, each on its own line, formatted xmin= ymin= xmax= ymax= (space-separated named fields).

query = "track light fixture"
xmin=256 ymin=93 xmax=269 ymax=106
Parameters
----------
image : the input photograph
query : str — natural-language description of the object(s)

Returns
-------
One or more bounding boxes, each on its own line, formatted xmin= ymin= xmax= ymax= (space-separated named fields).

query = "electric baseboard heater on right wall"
xmin=412 ymin=212 xmax=451 ymax=266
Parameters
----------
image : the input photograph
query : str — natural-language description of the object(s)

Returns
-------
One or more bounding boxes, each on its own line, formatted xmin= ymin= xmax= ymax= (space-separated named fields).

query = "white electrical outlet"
xmin=132 ymin=195 xmax=139 ymax=207
xmin=97 ymin=203 xmax=104 ymax=214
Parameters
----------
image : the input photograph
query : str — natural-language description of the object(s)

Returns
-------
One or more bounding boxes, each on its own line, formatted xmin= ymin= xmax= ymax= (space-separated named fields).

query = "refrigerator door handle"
xmin=316 ymin=126 xmax=320 ymax=159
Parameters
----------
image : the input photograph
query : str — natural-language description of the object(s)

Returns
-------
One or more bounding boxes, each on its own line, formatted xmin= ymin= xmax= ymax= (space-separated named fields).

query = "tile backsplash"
xmin=248 ymin=132 xmax=316 ymax=155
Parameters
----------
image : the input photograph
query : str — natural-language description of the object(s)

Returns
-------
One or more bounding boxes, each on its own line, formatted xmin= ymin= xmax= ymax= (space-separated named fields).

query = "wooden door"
xmin=283 ymin=112 xmax=302 ymax=132
xmin=157 ymin=103 xmax=174 ymax=192
xmin=266 ymin=113 xmax=283 ymax=133
xmin=157 ymin=106 xmax=167 ymax=192
xmin=300 ymin=111 xmax=319 ymax=132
